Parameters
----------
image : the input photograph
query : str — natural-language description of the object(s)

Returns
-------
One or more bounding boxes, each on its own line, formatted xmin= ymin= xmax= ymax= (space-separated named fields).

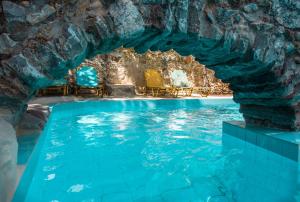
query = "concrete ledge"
xmin=223 ymin=121 xmax=300 ymax=161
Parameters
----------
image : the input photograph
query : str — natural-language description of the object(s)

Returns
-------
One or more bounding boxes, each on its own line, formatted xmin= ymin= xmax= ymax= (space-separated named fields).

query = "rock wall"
xmin=80 ymin=48 xmax=231 ymax=94
xmin=0 ymin=0 xmax=299 ymax=199
xmin=0 ymin=119 xmax=17 ymax=202
xmin=0 ymin=0 xmax=299 ymax=131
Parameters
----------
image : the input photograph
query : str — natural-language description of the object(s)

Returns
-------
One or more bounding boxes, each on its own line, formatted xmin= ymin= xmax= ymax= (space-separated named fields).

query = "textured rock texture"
xmin=0 ymin=0 xmax=300 ymax=130
xmin=80 ymin=48 xmax=231 ymax=95
xmin=17 ymin=104 xmax=50 ymax=131
xmin=0 ymin=119 xmax=17 ymax=202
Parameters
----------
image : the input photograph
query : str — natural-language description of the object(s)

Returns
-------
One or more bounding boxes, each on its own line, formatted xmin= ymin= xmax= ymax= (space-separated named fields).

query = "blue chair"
xmin=170 ymin=70 xmax=193 ymax=96
xmin=75 ymin=66 xmax=103 ymax=96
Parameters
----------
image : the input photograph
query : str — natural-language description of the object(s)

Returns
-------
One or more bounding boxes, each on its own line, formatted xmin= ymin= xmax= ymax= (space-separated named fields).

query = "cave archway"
xmin=0 ymin=0 xmax=299 ymax=130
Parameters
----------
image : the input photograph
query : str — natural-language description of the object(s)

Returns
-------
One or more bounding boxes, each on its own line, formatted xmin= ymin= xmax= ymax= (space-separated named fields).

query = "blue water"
xmin=14 ymin=99 xmax=300 ymax=202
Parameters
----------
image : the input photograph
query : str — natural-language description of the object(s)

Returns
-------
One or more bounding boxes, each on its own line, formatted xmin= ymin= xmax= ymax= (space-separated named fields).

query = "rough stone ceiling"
xmin=0 ymin=0 xmax=300 ymax=130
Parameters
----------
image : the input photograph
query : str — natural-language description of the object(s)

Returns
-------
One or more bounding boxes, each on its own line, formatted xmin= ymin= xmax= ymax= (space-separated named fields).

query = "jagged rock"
xmin=272 ymin=0 xmax=300 ymax=29
xmin=26 ymin=4 xmax=56 ymax=25
xmin=295 ymin=32 xmax=300 ymax=41
xmin=243 ymin=3 xmax=258 ymax=13
xmin=0 ymin=33 xmax=16 ymax=55
xmin=0 ymin=119 xmax=17 ymax=202
xmin=0 ymin=0 xmax=299 ymax=130
xmin=2 ymin=54 xmax=48 ymax=88
xmin=285 ymin=42 xmax=295 ymax=55
xmin=17 ymin=104 xmax=50 ymax=130
xmin=0 ymin=107 xmax=15 ymax=123
xmin=2 ymin=1 xmax=26 ymax=22
xmin=108 ymin=0 xmax=145 ymax=40
xmin=2 ymin=2 xmax=28 ymax=41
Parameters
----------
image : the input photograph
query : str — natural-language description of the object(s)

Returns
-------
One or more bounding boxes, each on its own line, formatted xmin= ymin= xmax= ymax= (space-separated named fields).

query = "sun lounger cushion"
xmin=170 ymin=70 xmax=191 ymax=87
xmin=76 ymin=66 xmax=99 ymax=87
xmin=144 ymin=69 xmax=164 ymax=88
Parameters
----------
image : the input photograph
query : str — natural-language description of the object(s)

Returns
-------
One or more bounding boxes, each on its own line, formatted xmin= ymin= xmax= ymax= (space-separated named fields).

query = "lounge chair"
xmin=195 ymin=87 xmax=210 ymax=97
xmin=74 ymin=66 xmax=103 ymax=97
xmin=39 ymin=78 xmax=69 ymax=96
xmin=144 ymin=69 xmax=178 ymax=97
xmin=170 ymin=70 xmax=193 ymax=96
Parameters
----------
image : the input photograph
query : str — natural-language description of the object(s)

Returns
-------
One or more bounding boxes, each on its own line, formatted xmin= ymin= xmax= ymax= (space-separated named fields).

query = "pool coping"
xmin=223 ymin=121 xmax=300 ymax=161
xmin=29 ymin=95 xmax=233 ymax=106
xmin=13 ymin=112 xmax=54 ymax=201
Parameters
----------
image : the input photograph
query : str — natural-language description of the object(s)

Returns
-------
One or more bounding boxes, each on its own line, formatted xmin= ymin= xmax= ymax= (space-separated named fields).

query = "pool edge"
xmin=223 ymin=121 xmax=300 ymax=161
xmin=13 ymin=109 xmax=54 ymax=202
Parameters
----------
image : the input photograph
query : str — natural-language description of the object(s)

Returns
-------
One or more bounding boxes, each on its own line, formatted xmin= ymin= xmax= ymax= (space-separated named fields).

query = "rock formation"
xmin=0 ymin=0 xmax=299 ymax=200
xmin=0 ymin=119 xmax=17 ymax=202
xmin=0 ymin=0 xmax=299 ymax=130
xmin=79 ymin=48 xmax=231 ymax=95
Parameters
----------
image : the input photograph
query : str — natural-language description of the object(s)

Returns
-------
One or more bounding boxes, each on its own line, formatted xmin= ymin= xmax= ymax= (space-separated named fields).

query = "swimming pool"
xmin=14 ymin=99 xmax=299 ymax=202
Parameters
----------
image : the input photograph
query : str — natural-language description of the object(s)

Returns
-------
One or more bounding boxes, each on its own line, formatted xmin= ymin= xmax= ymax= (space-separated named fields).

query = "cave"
xmin=0 ymin=0 xmax=300 ymax=201
xmin=44 ymin=47 xmax=230 ymax=98
xmin=1 ymin=0 xmax=299 ymax=130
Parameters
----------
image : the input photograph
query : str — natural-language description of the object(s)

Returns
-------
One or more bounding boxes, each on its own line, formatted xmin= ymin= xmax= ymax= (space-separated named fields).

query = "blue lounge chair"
xmin=75 ymin=66 xmax=103 ymax=96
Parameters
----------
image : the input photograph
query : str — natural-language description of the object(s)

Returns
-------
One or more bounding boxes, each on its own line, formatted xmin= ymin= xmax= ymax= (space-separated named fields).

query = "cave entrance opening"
xmin=36 ymin=47 xmax=232 ymax=98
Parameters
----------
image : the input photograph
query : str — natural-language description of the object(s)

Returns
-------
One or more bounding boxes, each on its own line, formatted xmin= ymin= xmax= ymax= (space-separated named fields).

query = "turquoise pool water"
xmin=14 ymin=99 xmax=300 ymax=202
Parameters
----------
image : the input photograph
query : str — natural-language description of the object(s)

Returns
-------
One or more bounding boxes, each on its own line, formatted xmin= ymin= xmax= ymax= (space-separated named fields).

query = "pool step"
xmin=223 ymin=121 xmax=300 ymax=161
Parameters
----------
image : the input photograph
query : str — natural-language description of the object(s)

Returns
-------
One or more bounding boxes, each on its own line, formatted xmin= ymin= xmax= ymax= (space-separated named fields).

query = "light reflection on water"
xmin=15 ymin=101 xmax=300 ymax=202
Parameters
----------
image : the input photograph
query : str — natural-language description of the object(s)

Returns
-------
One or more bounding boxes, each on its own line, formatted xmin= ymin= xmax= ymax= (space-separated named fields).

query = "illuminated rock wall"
xmin=80 ymin=48 xmax=231 ymax=95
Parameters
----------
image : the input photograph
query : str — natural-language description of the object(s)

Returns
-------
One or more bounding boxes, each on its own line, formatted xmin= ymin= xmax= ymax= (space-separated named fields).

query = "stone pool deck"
xmin=28 ymin=95 xmax=233 ymax=105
